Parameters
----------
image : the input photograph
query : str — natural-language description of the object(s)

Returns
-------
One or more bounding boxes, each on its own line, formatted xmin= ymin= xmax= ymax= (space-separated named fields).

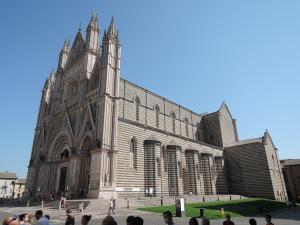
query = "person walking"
xmin=223 ymin=214 xmax=234 ymax=225
xmin=108 ymin=198 xmax=115 ymax=215
xmin=65 ymin=209 xmax=75 ymax=225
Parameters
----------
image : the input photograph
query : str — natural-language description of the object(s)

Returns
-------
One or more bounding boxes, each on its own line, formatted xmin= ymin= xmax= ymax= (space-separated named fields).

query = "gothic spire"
xmin=87 ymin=12 xmax=99 ymax=31
xmin=108 ymin=16 xmax=117 ymax=36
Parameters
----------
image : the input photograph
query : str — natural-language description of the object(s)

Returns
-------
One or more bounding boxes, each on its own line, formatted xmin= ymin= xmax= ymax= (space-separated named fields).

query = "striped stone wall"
xmin=115 ymin=119 xmax=228 ymax=197
xmin=224 ymin=137 xmax=287 ymax=200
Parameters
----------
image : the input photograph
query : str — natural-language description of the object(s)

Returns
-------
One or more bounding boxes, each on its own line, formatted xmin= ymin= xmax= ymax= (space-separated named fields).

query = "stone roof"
xmin=280 ymin=159 xmax=300 ymax=166
xmin=225 ymin=137 xmax=263 ymax=147
xmin=15 ymin=179 xmax=26 ymax=184
xmin=0 ymin=172 xmax=17 ymax=179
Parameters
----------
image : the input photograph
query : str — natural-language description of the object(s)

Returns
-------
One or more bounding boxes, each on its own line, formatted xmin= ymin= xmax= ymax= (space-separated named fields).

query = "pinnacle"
xmin=108 ymin=16 xmax=117 ymax=35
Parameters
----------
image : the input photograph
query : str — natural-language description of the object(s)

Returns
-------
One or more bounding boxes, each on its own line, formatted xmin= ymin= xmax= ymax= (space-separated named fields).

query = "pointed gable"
xmin=65 ymin=32 xmax=85 ymax=69
xmin=218 ymin=101 xmax=234 ymax=120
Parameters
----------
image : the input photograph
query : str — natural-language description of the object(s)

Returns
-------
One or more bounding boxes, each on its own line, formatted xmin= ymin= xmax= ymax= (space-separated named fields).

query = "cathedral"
xmin=26 ymin=14 xmax=287 ymax=200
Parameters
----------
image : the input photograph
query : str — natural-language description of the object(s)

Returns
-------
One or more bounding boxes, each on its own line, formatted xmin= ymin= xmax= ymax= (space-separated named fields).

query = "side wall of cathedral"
xmin=114 ymin=79 xmax=228 ymax=197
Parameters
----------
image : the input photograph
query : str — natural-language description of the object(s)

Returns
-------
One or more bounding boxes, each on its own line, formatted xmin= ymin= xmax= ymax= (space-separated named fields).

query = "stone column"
xmin=87 ymin=149 xmax=102 ymax=198
xmin=209 ymin=154 xmax=217 ymax=195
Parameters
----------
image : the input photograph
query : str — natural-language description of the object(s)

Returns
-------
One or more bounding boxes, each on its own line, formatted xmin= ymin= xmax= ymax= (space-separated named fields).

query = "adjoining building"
xmin=225 ymin=131 xmax=287 ymax=201
xmin=26 ymin=14 xmax=287 ymax=200
xmin=0 ymin=172 xmax=17 ymax=198
xmin=13 ymin=179 xmax=26 ymax=199
xmin=281 ymin=159 xmax=300 ymax=201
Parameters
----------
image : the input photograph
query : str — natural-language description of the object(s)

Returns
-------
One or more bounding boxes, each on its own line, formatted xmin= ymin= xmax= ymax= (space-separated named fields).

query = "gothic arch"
xmin=48 ymin=130 xmax=72 ymax=160
xmin=79 ymin=132 xmax=93 ymax=151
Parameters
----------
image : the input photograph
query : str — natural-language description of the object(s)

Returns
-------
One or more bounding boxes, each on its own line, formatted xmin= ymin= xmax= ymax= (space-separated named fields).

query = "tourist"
xmin=201 ymin=217 xmax=210 ymax=225
xmin=81 ymin=215 xmax=92 ymax=225
xmin=113 ymin=198 xmax=116 ymax=211
xmin=223 ymin=214 xmax=234 ymax=225
xmin=163 ymin=211 xmax=175 ymax=225
xmin=108 ymin=197 xmax=115 ymax=215
xmin=19 ymin=213 xmax=29 ymax=225
xmin=189 ymin=217 xmax=199 ymax=225
xmin=35 ymin=210 xmax=49 ymax=225
xmin=65 ymin=209 xmax=75 ymax=225
xmin=126 ymin=216 xmax=135 ymax=225
xmin=102 ymin=216 xmax=117 ymax=225
xmin=265 ymin=215 xmax=274 ymax=225
xmin=27 ymin=214 xmax=35 ymax=225
xmin=133 ymin=217 xmax=143 ymax=225
xmin=2 ymin=216 xmax=18 ymax=225
xmin=249 ymin=218 xmax=257 ymax=225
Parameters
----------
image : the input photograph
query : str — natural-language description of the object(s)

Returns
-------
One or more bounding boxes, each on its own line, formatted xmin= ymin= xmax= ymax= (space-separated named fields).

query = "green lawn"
xmin=137 ymin=198 xmax=287 ymax=219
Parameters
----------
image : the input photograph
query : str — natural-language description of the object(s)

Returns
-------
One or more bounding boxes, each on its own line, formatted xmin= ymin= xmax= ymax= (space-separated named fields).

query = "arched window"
xmin=60 ymin=149 xmax=69 ymax=159
xmin=155 ymin=105 xmax=160 ymax=128
xmin=185 ymin=118 xmax=189 ymax=137
xmin=135 ymin=97 xmax=140 ymax=122
xmin=130 ymin=138 xmax=138 ymax=169
xmin=171 ymin=112 xmax=176 ymax=133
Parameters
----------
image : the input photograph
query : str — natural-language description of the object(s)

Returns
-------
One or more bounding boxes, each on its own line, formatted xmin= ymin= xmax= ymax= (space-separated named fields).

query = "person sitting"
xmin=35 ymin=210 xmax=49 ymax=225
xmin=19 ymin=213 xmax=29 ymax=225
xmin=133 ymin=217 xmax=143 ymax=225
xmin=201 ymin=217 xmax=210 ymax=225
xmin=249 ymin=218 xmax=257 ymax=225
xmin=265 ymin=215 xmax=274 ymax=225
xmin=163 ymin=211 xmax=175 ymax=225
xmin=2 ymin=216 xmax=19 ymax=225
xmin=223 ymin=214 xmax=234 ymax=225
xmin=81 ymin=215 xmax=92 ymax=225
xmin=101 ymin=216 xmax=117 ymax=225
xmin=189 ymin=217 xmax=199 ymax=225
xmin=65 ymin=209 xmax=75 ymax=225
xmin=126 ymin=216 xmax=135 ymax=225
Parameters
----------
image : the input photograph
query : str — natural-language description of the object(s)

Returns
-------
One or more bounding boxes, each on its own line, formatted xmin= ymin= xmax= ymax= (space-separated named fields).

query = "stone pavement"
xmin=1 ymin=206 xmax=299 ymax=225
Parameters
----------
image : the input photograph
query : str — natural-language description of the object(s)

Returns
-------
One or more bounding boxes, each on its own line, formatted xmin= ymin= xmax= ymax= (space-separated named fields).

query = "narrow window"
xmin=155 ymin=105 xmax=160 ymax=128
xmin=171 ymin=112 xmax=176 ymax=133
xmin=185 ymin=118 xmax=189 ymax=137
xmin=157 ymin=158 xmax=162 ymax=177
xmin=135 ymin=97 xmax=140 ymax=122
xmin=130 ymin=138 xmax=137 ymax=169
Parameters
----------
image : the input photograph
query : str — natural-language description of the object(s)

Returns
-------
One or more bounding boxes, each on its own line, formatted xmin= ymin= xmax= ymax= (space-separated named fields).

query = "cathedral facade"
xmin=26 ymin=14 xmax=287 ymax=200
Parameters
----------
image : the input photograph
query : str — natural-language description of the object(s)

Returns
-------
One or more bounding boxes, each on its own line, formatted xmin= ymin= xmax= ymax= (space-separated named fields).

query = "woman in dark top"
xmin=81 ymin=215 xmax=92 ymax=225
xmin=65 ymin=209 xmax=75 ymax=225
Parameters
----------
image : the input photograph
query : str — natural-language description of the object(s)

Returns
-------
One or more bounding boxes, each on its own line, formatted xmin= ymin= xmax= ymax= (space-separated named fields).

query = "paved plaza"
xmin=0 ymin=205 xmax=299 ymax=225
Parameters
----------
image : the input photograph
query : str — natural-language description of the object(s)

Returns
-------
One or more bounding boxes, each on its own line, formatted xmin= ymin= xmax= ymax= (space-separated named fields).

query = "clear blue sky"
xmin=1 ymin=0 xmax=300 ymax=178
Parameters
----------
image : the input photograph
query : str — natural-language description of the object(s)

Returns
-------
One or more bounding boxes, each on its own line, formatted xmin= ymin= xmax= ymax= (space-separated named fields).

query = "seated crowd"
xmin=2 ymin=209 xmax=276 ymax=225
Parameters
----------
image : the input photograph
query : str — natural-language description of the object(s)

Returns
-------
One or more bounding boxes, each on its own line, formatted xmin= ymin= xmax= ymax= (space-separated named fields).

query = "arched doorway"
xmin=185 ymin=150 xmax=197 ymax=195
xmin=57 ymin=148 xmax=70 ymax=193
xmin=165 ymin=145 xmax=180 ymax=196
xmin=201 ymin=154 xmax=213 ymax=194
xmin=79 ymin=135 xmax=92 ymax=196
xmin=144 ymin=140 xmax=161 ymax=197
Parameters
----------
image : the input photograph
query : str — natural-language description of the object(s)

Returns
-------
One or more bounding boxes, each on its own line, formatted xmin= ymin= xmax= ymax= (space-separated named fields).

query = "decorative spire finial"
xmin=108 ymin=16 xmax=116 ymax=35
xmin=78 ymin=21 xmax=82 ymax=32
